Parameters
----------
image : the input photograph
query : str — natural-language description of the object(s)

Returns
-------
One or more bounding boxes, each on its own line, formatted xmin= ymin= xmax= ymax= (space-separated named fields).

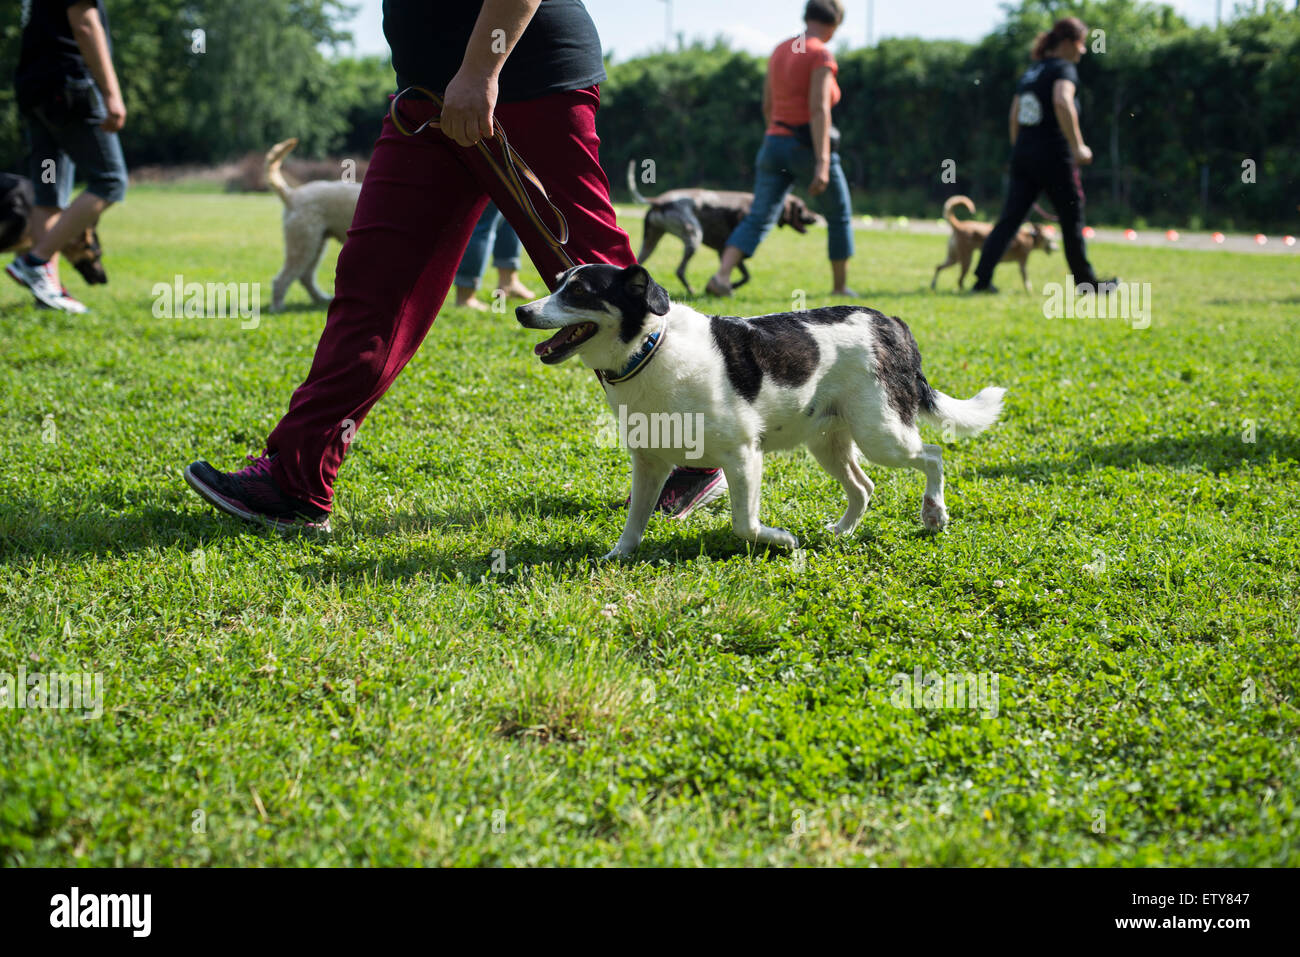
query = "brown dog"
xmin=0 ymin=173 xmax=107 ymax=284
xmin=931 ymin=195 xmax=1053 ymax=292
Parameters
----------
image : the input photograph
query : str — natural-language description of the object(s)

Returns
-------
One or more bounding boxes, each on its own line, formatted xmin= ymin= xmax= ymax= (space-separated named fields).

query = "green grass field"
xmin=1 ymin=185 xmax=1297 ymax=866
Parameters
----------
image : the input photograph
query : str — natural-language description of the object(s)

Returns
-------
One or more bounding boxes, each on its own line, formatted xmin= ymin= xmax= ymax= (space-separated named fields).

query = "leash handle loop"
xmin=390 ymin=86 xmax=571 ymax=255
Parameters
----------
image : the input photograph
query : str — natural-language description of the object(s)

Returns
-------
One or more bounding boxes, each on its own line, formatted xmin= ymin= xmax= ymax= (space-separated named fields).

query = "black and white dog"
xmin=517 ymin=264 xmax=1005 ymax=559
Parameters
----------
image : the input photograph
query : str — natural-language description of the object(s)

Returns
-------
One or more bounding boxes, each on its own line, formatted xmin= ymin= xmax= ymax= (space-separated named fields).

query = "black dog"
xmin=626 ymin=161 xmax=821 ymax=295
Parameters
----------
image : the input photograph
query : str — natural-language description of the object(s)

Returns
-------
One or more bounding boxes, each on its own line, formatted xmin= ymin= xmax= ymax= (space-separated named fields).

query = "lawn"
xmin=1 ymin=185 xmax=1297 ymax=866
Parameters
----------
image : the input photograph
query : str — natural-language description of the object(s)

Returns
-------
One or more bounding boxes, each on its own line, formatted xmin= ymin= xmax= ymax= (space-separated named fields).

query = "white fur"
xmin=521 ymin=267 xmax=1006 ymax=558
xmin=264 ymin=138 xmax=361 ymax=312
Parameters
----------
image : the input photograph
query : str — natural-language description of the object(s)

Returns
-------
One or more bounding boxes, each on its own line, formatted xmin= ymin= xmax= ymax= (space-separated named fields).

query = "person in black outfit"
xmin=972 ymin=17 xmax=1116 ymax=294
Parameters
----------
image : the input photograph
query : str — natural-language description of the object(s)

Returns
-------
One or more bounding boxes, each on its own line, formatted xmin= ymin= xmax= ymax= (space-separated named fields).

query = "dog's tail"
xmin=265 ymin=138 xmax=299 ymax=207
xmin=626 ymin=159 xmax=650 ymax=205
xmin=942 ymin=194 xmax=975 ymax=230
xmin=920 ymin=386 xmax=1006 ymax=438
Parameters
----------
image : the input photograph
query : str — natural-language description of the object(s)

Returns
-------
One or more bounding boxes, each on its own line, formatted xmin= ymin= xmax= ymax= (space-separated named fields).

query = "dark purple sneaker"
xmin=183 ymin=453 xmax=331 ymax=532
xmin=655 ymin=466 xmax=728 ymax=519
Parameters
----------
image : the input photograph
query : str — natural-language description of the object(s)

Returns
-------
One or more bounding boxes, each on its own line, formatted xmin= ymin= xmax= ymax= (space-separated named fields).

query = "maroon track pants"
xmin=265 ymin=85 xmax=636 ymax=510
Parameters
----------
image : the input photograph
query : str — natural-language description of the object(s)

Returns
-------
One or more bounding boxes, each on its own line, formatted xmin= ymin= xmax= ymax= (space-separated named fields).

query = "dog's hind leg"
xmin=932 ymin=242 xmax=957 ymax=289
xmin=675 ymin=214 xmax=704 ymax=296
xmin=850 ymin=417 xmax=948 ymax=531
xmin=604 ymin=453 xmax=674 ymax=560
xmin=638 ymin=218 xmax=664 ymax=265
xmin=1019 ymin=260 xmax=1032 ymax=293
xmin=807 ymin=429 xmax=874 ymax=536
xmin=272 ymin=217 xmax=321 ymax=311
xmin=299 ymin=234 xmax=332 ymax=305
xmin=720 ymin=443 xmax=799 ymax=550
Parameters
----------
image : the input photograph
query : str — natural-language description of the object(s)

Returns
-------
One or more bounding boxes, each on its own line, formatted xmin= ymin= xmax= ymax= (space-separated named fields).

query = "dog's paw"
xmin=600 ymin=547 xmax=633 ymax=562
xmin=825 ymin=519 xmax=858 ymax=537
xmin=921 ymin=496 xmax=949 ymax=532
xmin=767 ymin=528 xmax=800 ymax=550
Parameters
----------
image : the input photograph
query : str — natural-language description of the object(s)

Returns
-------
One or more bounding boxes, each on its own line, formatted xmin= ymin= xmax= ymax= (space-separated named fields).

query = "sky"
xmin=338 ymin=1 xmax=1227 ymax=60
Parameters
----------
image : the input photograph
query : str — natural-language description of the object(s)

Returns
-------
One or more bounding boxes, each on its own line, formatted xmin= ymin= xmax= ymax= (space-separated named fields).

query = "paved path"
xmin=614 ymin=205 xmax=1298 ymax=255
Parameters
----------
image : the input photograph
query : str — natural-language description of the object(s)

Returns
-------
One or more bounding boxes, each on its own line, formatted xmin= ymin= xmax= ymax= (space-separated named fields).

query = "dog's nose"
xmin=515 ymin=303 xmax=536 ymax=326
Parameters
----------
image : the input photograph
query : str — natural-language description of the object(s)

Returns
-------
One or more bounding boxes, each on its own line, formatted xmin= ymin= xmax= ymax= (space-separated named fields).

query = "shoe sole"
xmin=666 ymin=473 xmax=729 ymax=520
xmin=6 ymin=263 xmax=68 ymax=311
xmin=183 ymin=464 xmax=331 ymax=533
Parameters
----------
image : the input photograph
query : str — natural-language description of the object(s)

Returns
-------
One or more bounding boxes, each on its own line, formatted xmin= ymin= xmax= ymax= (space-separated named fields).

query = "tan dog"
xmin=931 ymin=195 xmax=1055 ymax=292
xmin=265 ymin=138 xmax=361 ymax=311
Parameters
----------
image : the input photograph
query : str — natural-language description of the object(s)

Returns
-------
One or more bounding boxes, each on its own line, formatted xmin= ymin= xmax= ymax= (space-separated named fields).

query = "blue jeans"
xmin=727 ymin=134 xmax=853 ymax=262
xmin=21 ymin=78 xmax=128 ymax=207
xmin=454 ymin=202 xmax=523 ymax=289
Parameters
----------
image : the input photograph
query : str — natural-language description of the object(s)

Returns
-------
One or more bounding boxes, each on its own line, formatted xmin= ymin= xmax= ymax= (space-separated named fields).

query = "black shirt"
xmin=383 ymin=0 xmax=606 ymax=103
xmin=15 ymin=0 xmax=111 ymax=107
xmin=1012 ymin=57 xmax=1079 ymax=158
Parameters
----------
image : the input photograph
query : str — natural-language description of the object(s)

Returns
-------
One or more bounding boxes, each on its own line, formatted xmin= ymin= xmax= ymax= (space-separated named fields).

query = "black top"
xmin=383 ymin=0 xmax=606 ymax=104
xmin=15 ymin=0 xmax=111 ymax=108
xmin=1012 ymin=57 xmax=1079 ymax=158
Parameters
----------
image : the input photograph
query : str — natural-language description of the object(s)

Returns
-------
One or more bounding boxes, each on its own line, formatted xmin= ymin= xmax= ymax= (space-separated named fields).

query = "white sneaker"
xmin=43 ymin=264 xmax=89 ymax=314
xmin=6 ymin=256 xmax=68 ymax=310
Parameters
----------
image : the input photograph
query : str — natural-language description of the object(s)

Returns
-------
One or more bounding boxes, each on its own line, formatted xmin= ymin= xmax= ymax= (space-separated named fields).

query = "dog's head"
xmin=1027 ymin=222 xmax=1056 ymax=254
xmin=63 ymin=228 xmax=107 ymax=284
xmin=778 ymin=195 xmax=822 ymax=234
xmin=516 ymin=264 xmax=670 ymax=368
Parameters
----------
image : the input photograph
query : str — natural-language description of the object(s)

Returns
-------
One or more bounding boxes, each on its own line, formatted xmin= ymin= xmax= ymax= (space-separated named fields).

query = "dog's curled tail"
xmin=921 ymin=386 xmax=1006 ymax=438
xmin=265 ymin=137 xmax=300 ymax=206
xmin=626 ymin=159 xmax=650 ymax=205
xmin=942 ymin=194 xmax=975 ymax=229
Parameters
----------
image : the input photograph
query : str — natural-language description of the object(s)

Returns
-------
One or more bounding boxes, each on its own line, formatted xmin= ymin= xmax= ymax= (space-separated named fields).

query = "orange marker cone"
xmin=1165 ymin=230 xmax=1179 ymax=241
xmin=1082 ymin=226 xmax=1095 ymax=239
xmin=1255 ymin=234 xmax=1267 ymax=245
xmin=1212 ymin=232 xmax=1225 ymax=243
xmin=1124 ymin=229 xmax=1137 ymax=240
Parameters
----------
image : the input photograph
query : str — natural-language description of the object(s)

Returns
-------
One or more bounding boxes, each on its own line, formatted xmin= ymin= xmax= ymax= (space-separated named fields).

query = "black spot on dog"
xmin=710 ymin=312 xmax=824 ymax=402
xmin=868 ymin=312 xmax=937 ymax=425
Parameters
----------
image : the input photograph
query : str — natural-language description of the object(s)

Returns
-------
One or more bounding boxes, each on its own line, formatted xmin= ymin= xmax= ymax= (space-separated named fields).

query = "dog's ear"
xmin=622 ymin=265 xmax=670 ymax=316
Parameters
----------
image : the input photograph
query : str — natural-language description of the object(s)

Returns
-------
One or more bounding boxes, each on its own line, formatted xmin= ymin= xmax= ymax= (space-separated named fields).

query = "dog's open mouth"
xmin=534 ymin=322 xmax=598 ymax=363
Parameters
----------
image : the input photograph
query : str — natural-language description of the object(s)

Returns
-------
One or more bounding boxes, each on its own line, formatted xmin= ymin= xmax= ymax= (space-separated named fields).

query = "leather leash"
xmin=389 ymin=85 xmax=574 ymax=268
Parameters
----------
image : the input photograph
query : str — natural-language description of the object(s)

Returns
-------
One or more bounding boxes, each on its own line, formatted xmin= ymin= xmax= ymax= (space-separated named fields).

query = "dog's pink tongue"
xmin=535 ymin=326 xmax=575 ymax=356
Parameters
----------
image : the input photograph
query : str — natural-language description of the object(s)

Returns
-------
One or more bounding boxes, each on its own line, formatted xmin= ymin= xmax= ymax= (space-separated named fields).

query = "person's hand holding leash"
xmin=1073 ymin=143 xmax=1093 ymax=166
xmin=440 ymin=0 xmax=542 ymax=147
xmin=441 ymin=67 xmax=497 ymax=146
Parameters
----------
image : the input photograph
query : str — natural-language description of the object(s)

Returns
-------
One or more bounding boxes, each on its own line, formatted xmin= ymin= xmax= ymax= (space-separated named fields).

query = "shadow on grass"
xmin=0 ymin=504 xmax=253 ymax=560
xmin=979 ymin=431 xmax=1300 ymax=481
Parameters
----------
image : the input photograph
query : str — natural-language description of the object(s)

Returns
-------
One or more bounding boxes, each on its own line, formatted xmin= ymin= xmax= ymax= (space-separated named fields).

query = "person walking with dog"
xmin=8 ymin=0 xmax=128 ymax=313
xmin=453 ymin=201 xmax=536 ymax=311
xmin=184 ymin=0 xmax=729 ymax=530
xmin=970 ymin=17 xmax=1116 ymax=295
xmin=707 ymin=0 xmax=855 ymax=298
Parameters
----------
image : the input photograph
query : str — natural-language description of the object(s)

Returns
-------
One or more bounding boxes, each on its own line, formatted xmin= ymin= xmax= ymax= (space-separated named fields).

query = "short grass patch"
xmin=0 ymin=186 xmax=1297 ymax=865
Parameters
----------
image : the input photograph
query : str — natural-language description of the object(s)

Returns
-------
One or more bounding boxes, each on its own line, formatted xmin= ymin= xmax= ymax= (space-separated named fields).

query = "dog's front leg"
xmin=721 ymin=444 xmax=799 ymax=551
xmin=603 ymin=453 xmax=673 ymax=560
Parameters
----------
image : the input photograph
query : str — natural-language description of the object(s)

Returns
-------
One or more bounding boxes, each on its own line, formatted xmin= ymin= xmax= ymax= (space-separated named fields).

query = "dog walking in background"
xmin=1 ymin=171 xmax=107 ymax=289
xmin=627 ymin=160 xmax=820 ymax=296
xmin=518 ymin=263 xmax=1005 ymax=558
xmin=932 ymin=195 xmax=1055 ymax=291
xmin=264 ymin=138 xmax=361 ymax=311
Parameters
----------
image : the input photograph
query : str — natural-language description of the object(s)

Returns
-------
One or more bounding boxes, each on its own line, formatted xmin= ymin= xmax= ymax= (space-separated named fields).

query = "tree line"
xmin=2 ymin=0 xmax=1296 ymax=230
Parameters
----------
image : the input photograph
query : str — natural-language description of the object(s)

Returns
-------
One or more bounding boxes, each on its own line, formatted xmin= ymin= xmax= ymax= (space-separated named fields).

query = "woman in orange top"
xmin=707 ymin=0 xmax=854 ymax=297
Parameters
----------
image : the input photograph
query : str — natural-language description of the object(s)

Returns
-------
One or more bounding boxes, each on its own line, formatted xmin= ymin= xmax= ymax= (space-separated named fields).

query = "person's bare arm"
xmin=67 ymin=0 xmax=125 ymax=132
xmin=1052 ymin=78 xmax=1092 ymax=165
xmin=807 ymin=65 xmax=833 ymax=196
xmin=1009 ymin=95 xmax=1020 ymax=145
xmin=762 ymin=66 xmax=773 ymax=129
xmin=441 ymin=0 xmax=544 ymax=146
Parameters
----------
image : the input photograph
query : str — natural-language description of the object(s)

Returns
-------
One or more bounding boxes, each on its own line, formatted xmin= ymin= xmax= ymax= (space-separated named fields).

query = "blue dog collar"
xmin=599 ymin=325 xmax=665 ymax=385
